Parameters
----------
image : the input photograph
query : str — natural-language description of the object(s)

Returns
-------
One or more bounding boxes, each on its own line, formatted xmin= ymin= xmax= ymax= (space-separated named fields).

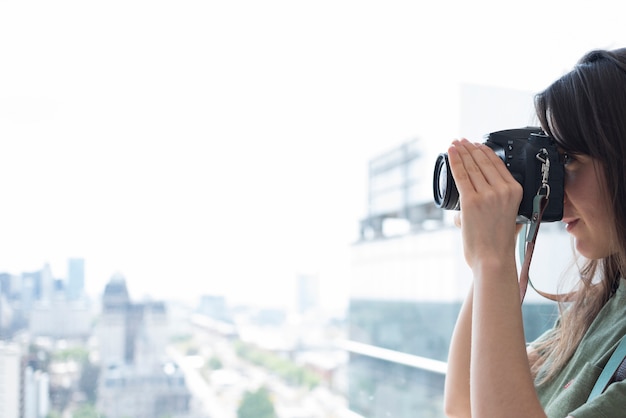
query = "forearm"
xmin=470 ymin=259 xmax=546 ymax=418
xmin=444 ymin=285 xmax=473 ymax=418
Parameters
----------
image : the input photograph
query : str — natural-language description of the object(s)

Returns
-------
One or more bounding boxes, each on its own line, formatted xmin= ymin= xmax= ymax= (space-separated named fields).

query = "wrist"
xmin=471 ymin=255 xmax=518 ymax=284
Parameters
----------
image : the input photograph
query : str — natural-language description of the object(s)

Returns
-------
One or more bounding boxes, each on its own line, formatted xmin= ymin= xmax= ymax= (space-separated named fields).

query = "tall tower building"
xmin=67 ymin=258 xmax=85 ymax=301
xmin=96 ymin=274 xmax=190 ymax=418
xmin=23 ymin=367 xmax=50 ymax=418
xmin=98 ymin=273 xmax=131 ymax=367
xmin=39 ymin=264 xmax=54 ymax=304
xmin=297 ymin=274 xmax=319 ymax=314
xmin=0 ymin=342 xmax=21 ymax=418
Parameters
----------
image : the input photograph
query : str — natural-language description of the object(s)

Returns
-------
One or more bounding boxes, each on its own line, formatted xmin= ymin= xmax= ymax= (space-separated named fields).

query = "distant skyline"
xmin=1 ymin=0 xmax=625 ymax=310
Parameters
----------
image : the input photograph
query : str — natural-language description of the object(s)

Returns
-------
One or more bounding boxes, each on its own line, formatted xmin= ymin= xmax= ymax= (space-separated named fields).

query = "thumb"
xmin=453 ymin=212 xmax=462 ymax=229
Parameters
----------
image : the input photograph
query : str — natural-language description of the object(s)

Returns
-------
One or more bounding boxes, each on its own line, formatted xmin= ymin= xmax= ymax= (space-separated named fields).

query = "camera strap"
xmin=518 ymin=193 xmax=550 ymax=303
xmin=517 ymin=149 xmax=570 ymax=303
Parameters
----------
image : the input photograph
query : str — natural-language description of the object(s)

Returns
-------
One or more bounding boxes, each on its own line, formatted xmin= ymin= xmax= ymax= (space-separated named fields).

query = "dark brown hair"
xmin=532 ymin=48 xmax=626 ymax=383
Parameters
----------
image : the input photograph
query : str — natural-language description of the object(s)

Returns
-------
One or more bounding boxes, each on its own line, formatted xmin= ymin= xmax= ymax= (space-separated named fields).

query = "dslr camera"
xmin=432 ymin=127 xmax=564 ymax=222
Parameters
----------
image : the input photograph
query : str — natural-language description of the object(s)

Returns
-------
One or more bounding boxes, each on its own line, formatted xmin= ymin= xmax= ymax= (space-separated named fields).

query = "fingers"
xmin=447 ymin=140 xmax=483 ymax=193
xmin=448 ymin=139 xmax=513 ymax=192
xmin=454 ymin=212 xmax=461 ymax=228
xmin=447 ymin=138 xmax=523 ymax=222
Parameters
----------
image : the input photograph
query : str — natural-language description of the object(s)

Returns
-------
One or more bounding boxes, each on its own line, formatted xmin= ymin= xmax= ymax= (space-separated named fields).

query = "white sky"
xmin=1 ymin=0 xmax=625 ymax=310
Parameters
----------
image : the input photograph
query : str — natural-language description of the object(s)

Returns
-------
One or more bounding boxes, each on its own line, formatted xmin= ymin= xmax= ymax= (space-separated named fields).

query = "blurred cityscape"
xmin=0 ymin=259 xmax=353 ymax=418
xmin=0 ymin=84 xmax=570 ymax=418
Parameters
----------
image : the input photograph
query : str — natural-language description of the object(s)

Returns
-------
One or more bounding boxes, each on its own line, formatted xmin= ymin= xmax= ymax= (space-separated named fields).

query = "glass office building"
xmin=347 ymin=226 xmax=564 ymax=417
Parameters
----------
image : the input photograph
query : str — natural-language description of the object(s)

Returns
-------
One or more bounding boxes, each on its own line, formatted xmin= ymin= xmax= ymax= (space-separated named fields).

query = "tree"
xmin=207 ymin=355 xmax=223 ymax=370
xmin=237 ymin=387 xmax=277 ymax=418
xmin=72 ymin=404 xmax=100 ymax=418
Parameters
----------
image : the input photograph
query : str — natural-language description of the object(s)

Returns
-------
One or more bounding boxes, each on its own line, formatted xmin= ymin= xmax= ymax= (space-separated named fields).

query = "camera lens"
xmin=433 ymin=153 xmax=460 ymax=210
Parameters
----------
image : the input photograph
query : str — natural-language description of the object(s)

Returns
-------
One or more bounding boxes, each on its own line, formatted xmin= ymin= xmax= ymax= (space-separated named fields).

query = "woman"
xmin=443 ymin=48 xmax=626 ymax=417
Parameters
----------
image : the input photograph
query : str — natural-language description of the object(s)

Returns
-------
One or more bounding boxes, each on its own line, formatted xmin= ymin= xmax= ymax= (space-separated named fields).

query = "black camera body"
xmin=433 ymin=127 xmax=564 ymax=222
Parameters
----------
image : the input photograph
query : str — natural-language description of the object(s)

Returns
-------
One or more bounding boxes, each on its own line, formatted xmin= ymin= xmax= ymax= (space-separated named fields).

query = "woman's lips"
xmin=565 ymin=219 xmax=579 ymax=232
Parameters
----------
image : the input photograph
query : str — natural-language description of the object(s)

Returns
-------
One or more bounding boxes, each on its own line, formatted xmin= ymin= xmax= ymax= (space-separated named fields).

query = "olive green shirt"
xmin=533 ymin=279 xmax=626 ymax=417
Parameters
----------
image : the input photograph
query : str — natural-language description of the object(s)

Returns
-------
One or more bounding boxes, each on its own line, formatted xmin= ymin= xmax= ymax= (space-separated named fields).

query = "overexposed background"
xmin=1 ymin=0 xmax=624 ymax=309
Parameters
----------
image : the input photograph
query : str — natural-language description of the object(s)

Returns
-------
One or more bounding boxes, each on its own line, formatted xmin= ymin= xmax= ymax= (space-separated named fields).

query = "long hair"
xmin=532 ymin=48 xmax=626 ymax=384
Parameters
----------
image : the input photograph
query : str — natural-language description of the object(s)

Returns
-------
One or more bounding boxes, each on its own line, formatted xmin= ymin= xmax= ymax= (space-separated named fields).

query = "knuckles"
xmin=460 ymin=183 xmax=522 ymax=213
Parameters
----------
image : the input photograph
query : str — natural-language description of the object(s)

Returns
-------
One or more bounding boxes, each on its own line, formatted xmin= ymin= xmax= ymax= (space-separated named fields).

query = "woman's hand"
xmin=448 ymin=139 xmax=546 ymax=418
xmin=447 ymin=139 xmax=523 ymax=270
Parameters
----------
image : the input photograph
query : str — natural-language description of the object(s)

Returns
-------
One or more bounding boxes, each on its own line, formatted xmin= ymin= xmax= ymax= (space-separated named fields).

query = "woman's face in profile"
xmin=561 ymin=154 xmax=617 ymax=259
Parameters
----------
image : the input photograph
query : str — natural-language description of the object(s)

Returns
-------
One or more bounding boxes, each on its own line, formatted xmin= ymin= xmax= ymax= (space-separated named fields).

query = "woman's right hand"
xmin=447 ymin=139 xmax=523 ymax=271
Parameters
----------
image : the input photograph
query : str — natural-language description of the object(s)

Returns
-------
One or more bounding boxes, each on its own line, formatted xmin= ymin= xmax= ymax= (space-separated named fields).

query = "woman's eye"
xmin=562 ymin=152 xmax=576 ymax=166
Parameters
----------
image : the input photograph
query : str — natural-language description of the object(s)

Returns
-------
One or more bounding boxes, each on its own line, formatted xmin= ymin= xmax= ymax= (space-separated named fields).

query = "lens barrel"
xmin=433 ymin=153 xmax=460 ymax=210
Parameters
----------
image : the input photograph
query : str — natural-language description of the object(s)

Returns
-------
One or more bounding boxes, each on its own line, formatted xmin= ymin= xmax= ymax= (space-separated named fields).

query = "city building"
xmin=0 ymin=277 xmax=13 ymax=339
xmin=98 ymin=273 xmax=131 ymax=366
xmin=346 ymin=84 xmax=568 ymax=417
xmin=39 ymin=264 xmax=54 ymax=305
xmin=28 ymin=260 xmax=91 ymax=339
xmin=0 ymin=342 xmax=21 ymax=418
xmin=1 ymin=261 xmax=89 ymax=338
xmin=23 ymin=367 xmax=50 ymax=418
xmin=197 ymin=294 xmax=232 ymax=324
xmin=98 ymin=361 xmax=190 ymax=418
xmin=29 ymin=298 xmax=91 ymax=339
xmin=96 ymin=273 xmax=191 ymax=418
xmin=297 ymin=273 xmax=319 ymax=315
xmin=66 ymin=258 xmax=85 ymax=301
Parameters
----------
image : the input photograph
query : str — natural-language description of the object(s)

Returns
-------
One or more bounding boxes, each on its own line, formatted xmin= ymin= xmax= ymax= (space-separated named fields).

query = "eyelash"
xmin=562 ymin=153 xmax=575 ymax=166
